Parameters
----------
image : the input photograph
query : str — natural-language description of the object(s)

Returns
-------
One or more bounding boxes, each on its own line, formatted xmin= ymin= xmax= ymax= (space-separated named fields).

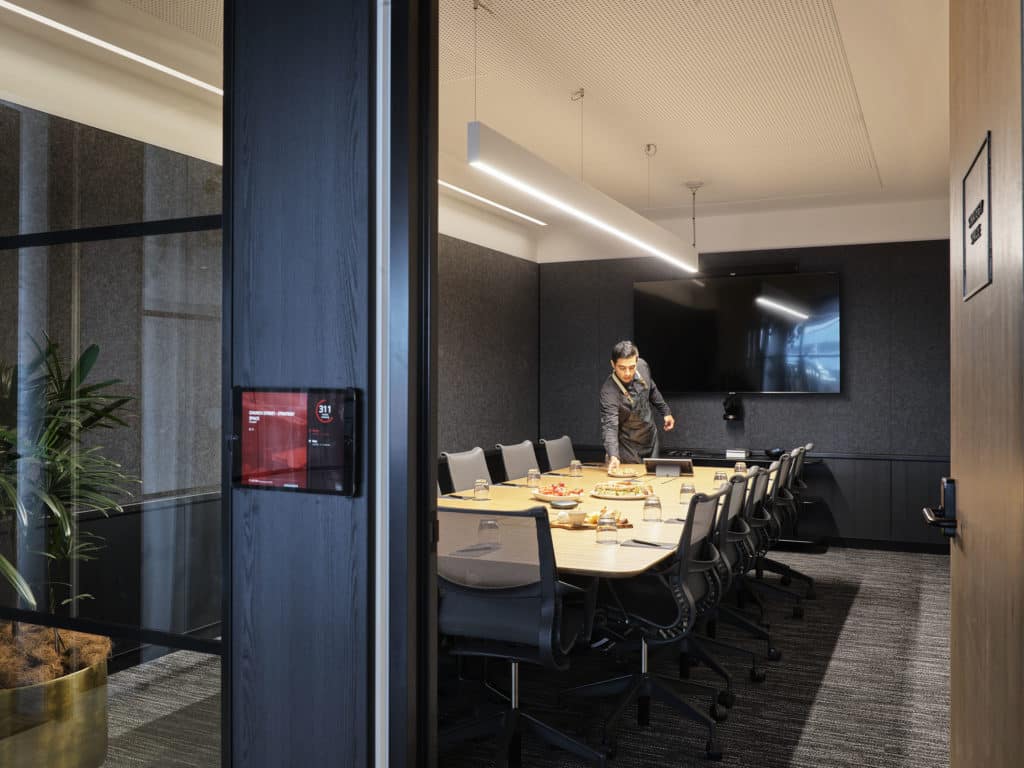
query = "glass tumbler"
xmin=642 ymin=495 xmax=662 ymax=522
xmin=733 ymin=462 xmax=747 ymax=473
xmin=473 ymin=478 xmax=490 ymax=500
xmin=679 ymin=482 xmax=696 ymax=508
xmin=569 ymin=460 xmax=583 ymax=477
xmin=478 ymin=519 xmax=500 ymax=547
xmin=526 ymin=468 xmax=541 ymax=488
xmin=596 ymin=512 xmax=618 ymax=544
xmin=713 ymin=470 xmax=729 ymax=483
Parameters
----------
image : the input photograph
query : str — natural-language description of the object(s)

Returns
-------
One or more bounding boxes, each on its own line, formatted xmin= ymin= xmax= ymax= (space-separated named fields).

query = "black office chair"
xmin=749 ymin=454 xmax=807 ymax=617
xmin=565 ymin=488 xmax=729 ymax=761
xmin=437 ymin=504 xmax=606 ymax=767
xmin=758 ymin=446 xmax=817 ymax=600
xmin=684 ymin=473 xmax=775 ymax=689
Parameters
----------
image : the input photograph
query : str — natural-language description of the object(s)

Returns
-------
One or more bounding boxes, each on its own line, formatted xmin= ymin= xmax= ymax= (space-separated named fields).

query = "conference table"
xmin=438 ymin=464 xmax=735 ymax=578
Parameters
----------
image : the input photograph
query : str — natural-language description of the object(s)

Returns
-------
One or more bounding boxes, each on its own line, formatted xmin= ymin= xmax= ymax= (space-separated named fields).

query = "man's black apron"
xmin=610 ymin=372 xmax=660 ymax=464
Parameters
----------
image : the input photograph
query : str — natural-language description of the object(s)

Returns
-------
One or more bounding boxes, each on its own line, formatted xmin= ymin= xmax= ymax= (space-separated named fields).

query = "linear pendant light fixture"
xmin=467 ymin=121 xmax=699 ymax=272
xmin=0 ymin=0 xmax=223 ymax=96
xmin=438 ymin=179 xmax=547 ymax=226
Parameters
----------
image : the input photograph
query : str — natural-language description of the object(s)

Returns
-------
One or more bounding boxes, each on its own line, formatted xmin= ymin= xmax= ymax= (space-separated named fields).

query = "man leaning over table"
xmin=600 ymin=339 xmax=675 ymax=471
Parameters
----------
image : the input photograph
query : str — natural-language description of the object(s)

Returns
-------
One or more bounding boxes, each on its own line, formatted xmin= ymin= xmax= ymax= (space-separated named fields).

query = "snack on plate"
xmin=537 ymin=482 xmax=585 ymax=498
xmin=607 ymin=466 xmax=640 ymax=478
xmin=592 ymin=481 xmax=654 ymax=498
xmin=585 ymin=506 xmax=623 ymax=526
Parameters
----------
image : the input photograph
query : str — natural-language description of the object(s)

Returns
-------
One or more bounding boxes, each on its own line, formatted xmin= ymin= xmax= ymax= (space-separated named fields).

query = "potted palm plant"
xmin=0 ymin=339 xmax=136 ymax=768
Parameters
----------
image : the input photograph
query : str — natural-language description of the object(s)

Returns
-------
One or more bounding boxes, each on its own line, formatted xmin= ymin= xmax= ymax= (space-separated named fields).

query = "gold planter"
xmin=0 ymin=661 xmax=108 ymax=768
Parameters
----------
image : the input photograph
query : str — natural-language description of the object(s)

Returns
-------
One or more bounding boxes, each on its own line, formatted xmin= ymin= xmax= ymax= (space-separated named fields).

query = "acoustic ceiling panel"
xmin=118 ymin=0 xmax=223 ymax=47
xmin=439 ymin=0 xmax=947 ymax=215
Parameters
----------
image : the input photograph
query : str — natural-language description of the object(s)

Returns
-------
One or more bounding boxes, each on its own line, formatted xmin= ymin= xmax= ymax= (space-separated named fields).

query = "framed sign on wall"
xmin=962 ymin=131 xmax=992 ymax=301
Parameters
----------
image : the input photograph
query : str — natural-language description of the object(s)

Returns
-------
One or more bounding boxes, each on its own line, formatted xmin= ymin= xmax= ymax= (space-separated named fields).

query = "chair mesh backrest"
xmin=744 ymin=466 xmax=771 ymax=518
xmin=540 ymin=435 xmax=575 ymax=470
xmin=714 ymin=474 xmax=749 ymax=548
xmin=496 ymin=440 xmax=538 ymax=481
xmin=789 ymin=446 xmax=806 ymax=486
xmin=442 ymin=446 xmax=491 ymax=492
xmin=677 ymin=486 xmax=727 ymax=575
xmin=769 ymin=454 xmax=791 ymax=501
xmin=437 ymin=507 xmax=545 ymax=589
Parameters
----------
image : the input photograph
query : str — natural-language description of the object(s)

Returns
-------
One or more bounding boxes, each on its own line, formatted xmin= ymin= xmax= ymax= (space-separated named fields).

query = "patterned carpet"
xmin=440 ymin=547 xmax=951 ymax=768
xmin=97 ymin=547 xmax=950 ymax=767
xmin=104 ymin=651 xmax=220 ymax=767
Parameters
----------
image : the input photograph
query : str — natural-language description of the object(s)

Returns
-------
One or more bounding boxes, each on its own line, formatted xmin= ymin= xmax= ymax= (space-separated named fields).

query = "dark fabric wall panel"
xmin=538 ymin=240 xmax=950 ymax=458
xmin=438 ymin=234 xmax=538 ymax=452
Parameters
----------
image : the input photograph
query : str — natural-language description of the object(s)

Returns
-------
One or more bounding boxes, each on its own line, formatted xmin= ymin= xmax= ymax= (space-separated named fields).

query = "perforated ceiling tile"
xmin=119 ymin=0 xmax=223 ymax=47
xmin=440 ymin=0 xmax=947 ymax=214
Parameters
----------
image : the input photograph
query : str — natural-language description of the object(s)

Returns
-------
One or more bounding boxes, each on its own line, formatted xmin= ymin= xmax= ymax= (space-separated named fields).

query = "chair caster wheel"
xmin=750 ymin=667 xmax=767 ymax=683
xmin=805 ymin=587 xmax=817 ymax=600
xmin=792 ymin=605 xmax=804 ymax=619
xmin=705 ymin=738 xmax=723 ymax=761
xmin=710 ymin=702 xmax=728 ymax=723
xmin=766 ymin=646 xmax=782 ymax=662
xmin=717 ymin=690 xmax=736 ymax=708
xmin=780 ymin=575 xmax=792 ymax=586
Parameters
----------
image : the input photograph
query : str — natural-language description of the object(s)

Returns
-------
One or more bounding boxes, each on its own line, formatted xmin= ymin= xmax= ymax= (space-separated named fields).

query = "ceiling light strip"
xmin=755 ymin=297 xmax=810 ymax=320
xmin=467 ymin=122 xmax=698 ymax=273
xmin=471 ymin=160 xmax=697 ymax=272
xmin=438 ymin=179 xmax=547 ymax=226
xmin=0 ymin=0 xmax=224 ymax=96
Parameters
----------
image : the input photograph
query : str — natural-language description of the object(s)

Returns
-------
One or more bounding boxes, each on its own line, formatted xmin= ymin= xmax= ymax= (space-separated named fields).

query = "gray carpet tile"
xmin=439 ymin=547 xmax=951 ymax=768
xmin=104 ymin=650 xmax=220 ymax=767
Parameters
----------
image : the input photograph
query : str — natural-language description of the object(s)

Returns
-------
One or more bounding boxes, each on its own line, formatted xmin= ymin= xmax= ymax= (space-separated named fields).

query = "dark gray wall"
xmin=438 ymin=233 xmax=538 ymax=452
xmin=538 ymin=240 xmax=950 ymax=459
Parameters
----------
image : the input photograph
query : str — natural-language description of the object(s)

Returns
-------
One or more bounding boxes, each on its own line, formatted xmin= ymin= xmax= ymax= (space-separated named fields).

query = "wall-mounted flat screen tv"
xmin=634 ymin=272 xmax=840 ymax=394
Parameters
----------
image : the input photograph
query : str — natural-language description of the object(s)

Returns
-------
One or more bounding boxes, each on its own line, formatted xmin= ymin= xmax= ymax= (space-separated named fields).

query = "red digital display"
xmin=240 ymin=391 xmax=310 ymax=489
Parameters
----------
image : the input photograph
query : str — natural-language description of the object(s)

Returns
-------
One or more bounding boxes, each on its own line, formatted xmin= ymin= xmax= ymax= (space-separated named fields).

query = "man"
xmin=601 ymin=340 xmax=675 ymax=470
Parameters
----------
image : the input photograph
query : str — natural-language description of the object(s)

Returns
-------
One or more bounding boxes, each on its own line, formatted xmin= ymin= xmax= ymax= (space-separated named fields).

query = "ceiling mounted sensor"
xmin=467 ymin=121 xmax=699 ymax=273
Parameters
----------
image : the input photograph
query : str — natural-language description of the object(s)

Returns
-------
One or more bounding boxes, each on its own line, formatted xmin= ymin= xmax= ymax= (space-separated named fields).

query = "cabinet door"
xmin=805 ymin=458 xmax=891 ymax=541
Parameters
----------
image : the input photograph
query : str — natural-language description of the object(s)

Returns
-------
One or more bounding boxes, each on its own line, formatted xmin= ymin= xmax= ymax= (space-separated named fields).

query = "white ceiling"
xmin=439 ymin=0 xmax=949 ymax=223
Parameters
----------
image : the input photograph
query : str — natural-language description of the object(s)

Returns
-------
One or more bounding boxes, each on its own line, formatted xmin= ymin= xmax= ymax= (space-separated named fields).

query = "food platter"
xmin=607 ymin=467 xmax=642 ymax=478
xmin=590 ymin=481 xmax=655 ymax=500
xmin=532 ymin=482 xmax=586 ymax=502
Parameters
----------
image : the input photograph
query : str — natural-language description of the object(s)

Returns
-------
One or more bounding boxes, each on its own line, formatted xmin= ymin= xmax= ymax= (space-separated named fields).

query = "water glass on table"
xmin=473 ymin=478 xmax=490 ymax=500
xmin=679 ymin=482 xmax=696 ymax=508
xmin=713 ymin=470 xmax=729 ymax=484
xmin=569 ymin=460 xmax=583 ymax=477
xmin=733 ymin=461 xmax=747 ymax=473
xmin=478 ymin=519 xmax=500 ymax=547
xmin=526 ymin=468 xmax=541 ymax=488
xmin=595 ymin=511 xmax=618 ymax=544
xmin=642 ymin=495 xmax=662 ymax=522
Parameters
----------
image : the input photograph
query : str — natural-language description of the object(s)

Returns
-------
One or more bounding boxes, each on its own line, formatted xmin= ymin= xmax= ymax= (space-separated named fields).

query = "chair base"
xmin=564 ymin=672 xmax=723 ymax=760
xmin=440 ymin=706 xmax=607 ymax=768
xmin=759 ymin=556 xmax=817 ymax=600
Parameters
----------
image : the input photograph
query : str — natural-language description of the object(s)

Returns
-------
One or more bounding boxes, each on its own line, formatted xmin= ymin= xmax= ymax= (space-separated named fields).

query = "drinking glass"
xmin=478 ymin=519 xmax=500 ymax=547
xmin=596 ymin=512 xmax=618 ymax=544
xmin=679 ymin=482 xmax=696 ymax=508
xmin=526 ymin=468 xmax=541 ymax=488
xmin=642 ymin=495 xmax=662 ymax=522
xmin=473 ymin=478 xmax=490 ymax=500
xmin=713 ymin=470 xmax=729 ymax=483
xmin=569 ymin=460 xmax=583 ymax=477
xmin=733 ymin=462 xmax=747 ymax=473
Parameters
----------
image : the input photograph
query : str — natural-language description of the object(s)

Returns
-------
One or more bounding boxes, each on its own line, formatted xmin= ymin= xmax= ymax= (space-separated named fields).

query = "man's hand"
xmin=664 ymin=414 xmax=676 ymax=431
xmin=608 ymin=455 xmax=621 ymax=471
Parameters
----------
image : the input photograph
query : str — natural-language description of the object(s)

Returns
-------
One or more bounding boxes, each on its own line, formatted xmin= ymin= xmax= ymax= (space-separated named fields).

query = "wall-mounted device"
xmin=723 ymin=392 xmax=743 ymax=421
xmin=922 ymin=477 xmax=957 ymax=537
xmin=233 ymin=387 xmax=358 ymax=496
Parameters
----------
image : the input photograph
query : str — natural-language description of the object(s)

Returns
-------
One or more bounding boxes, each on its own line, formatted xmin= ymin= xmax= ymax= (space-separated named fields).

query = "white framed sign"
xmin=962 ymin=131 xmax=992 ymax=301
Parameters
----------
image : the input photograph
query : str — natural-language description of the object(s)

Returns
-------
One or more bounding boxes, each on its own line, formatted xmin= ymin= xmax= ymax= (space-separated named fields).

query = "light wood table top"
xmin=438 ymin=464 xmax=735 ymax=578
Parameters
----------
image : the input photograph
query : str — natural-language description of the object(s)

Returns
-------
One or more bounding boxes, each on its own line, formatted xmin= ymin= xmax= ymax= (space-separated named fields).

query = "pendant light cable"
xmin=472 ymin=1 xmax=493 ymax=122
xmin=644 ymin=143 xmax=657 ymax=210
xmin=685 ymin=180 xmax=704 ymax=249
xmin=571 ymin=87 xmax=585 ymax=179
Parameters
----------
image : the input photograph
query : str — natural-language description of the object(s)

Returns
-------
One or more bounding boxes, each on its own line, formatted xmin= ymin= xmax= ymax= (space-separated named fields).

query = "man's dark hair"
xmin=611 ymin=340 xmax=639 ymax=362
